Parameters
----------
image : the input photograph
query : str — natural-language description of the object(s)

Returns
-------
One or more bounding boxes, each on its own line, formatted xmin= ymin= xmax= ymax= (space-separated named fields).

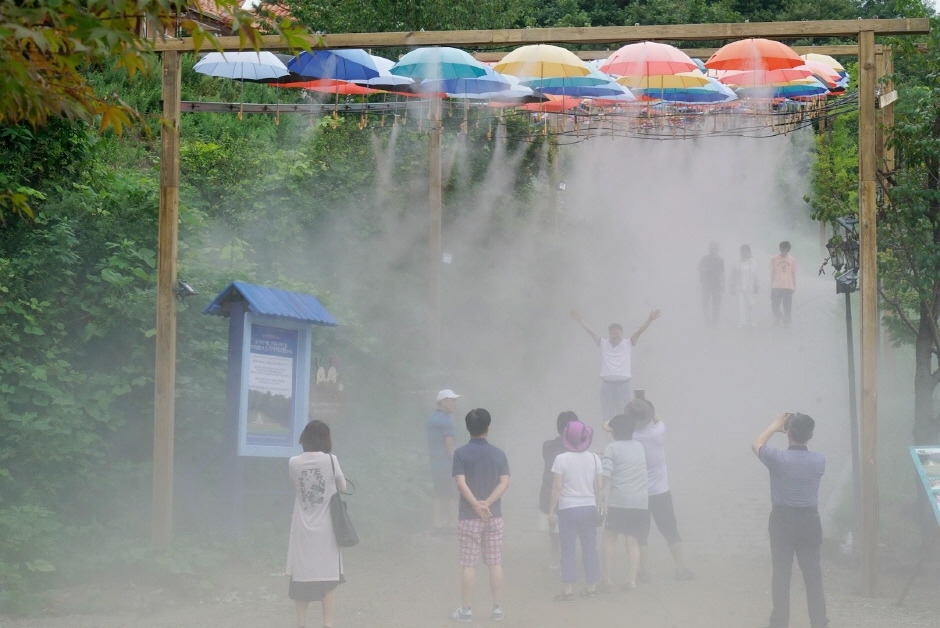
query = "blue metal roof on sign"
xmin=203 ymin=281 xmax=339 ymax=326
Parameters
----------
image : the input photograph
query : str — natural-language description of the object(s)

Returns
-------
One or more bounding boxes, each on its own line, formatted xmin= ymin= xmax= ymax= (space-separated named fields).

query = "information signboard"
xmin=910 ymin=446 xmax=940 ymax=527
xmin=238 ymin=315 xmax=311 ymax=457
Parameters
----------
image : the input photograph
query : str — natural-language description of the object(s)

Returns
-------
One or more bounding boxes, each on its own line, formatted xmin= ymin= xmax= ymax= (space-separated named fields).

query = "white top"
xmin=599 ymin=337 xmax=633 ymax=380
xmin=632 ymin=420 xmax=669 ymax=496
xmin=286 ymin=452 xmax=345 ymax=581
xmin=731 ymin=258 xmax=759 ymax=293
xmin=551 ymin=451 xmax=602 ymax=510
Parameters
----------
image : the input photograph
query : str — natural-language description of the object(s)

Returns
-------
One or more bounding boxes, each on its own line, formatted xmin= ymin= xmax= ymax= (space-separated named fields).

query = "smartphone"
xmin=634 ymin=389 xmax=645 ymax=400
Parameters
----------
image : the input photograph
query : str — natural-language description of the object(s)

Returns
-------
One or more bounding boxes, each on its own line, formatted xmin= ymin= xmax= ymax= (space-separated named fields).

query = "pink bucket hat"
xmin=562 ymin=420 xmax=594 ymax=452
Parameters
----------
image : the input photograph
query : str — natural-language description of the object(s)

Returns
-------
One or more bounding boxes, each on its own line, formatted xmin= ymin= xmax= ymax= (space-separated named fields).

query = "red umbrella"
xmin=600 ymin=41 xmax=699 ymax=77
xmin=288 ymin=79 xmax=381 ymax=95
xmin=519 ymin=94 xmax=582 ymax=112
xmin=718 ymin=68 xmax=814 ymax=86
xmin=705 ymin=38 xmax=804 ymax=71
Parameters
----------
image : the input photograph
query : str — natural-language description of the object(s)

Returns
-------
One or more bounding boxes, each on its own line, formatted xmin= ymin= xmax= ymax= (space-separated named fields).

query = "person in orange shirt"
xmin=769 ymin=241 xmax=797 ymax=326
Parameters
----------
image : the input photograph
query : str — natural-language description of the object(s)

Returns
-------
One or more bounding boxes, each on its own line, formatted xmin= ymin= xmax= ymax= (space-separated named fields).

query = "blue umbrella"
xmin=418 ymin=67 xmax=511 ymax=95
xmin=390 ymin=47 xmax=489 ymax=80
xmin=288 ymin=49 xmax=379 ymax=81
xmin=523 ymin=67 xmax=633 ymax=99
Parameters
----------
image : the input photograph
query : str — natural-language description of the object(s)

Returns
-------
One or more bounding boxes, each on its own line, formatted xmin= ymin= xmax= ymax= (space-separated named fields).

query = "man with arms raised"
xmin=571 ymin=309 xmax=661 ymax=424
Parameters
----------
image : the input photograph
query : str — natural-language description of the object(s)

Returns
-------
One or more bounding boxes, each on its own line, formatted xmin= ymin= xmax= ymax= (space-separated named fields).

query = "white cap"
xmin=437 ymin=389 xmax=461 ymax=402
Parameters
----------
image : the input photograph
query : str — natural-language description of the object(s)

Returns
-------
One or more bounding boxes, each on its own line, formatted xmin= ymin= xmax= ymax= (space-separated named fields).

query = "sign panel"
xmin=247 ymin=325 xmax=298 ymax=448
xmin=910 ymin=446 xmax=940 ymax=527
xmin=238 ymin=316 xmax=311 ymax=458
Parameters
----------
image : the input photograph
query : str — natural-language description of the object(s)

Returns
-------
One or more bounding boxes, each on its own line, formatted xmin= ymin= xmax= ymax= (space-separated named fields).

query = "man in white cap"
xmin=428 ymin=389 xmax=461 ymax=533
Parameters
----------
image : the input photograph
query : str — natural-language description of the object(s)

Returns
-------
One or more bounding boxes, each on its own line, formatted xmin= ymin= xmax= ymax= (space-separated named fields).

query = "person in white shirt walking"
xmin=570 ymin=309 xmax=661 ymax=425
xmin=730 ymin=244 xmax=760 ymax=327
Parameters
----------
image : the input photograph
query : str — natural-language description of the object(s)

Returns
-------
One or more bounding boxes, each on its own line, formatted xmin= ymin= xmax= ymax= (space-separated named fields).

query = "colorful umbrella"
xmin=418 ymin=67 xmax=511 ymax=95
xmin=706 ymin=38 xmax=804 ymax=71
xmin=390 ymin=47 xmax=489 ymax=80
xmin=737 ymin=77 xmax=830 ymax=99
xmin=617 ymin=73 xmax=711 ymax=90
xmin=494 ymin=44 xmax=591 ymax=79
xmin=801 ymin=53 xmax=847 ymax=75
xmin=795 ymin=61 xmax=843 ymax=89
xmin=353 ymin=55 xmax=415 ymax=91
xmin=300 ymin=79 xmax=381 ymax=96
xmin=519 ymin=94 xmax=582 ymax=112
xmin=718 ymin=68 xmax=814 ymax=86
xmin=288 ymin=49 xmax=380 ymax=82
xmin=600 ymin=41 xmax=699 ymax=77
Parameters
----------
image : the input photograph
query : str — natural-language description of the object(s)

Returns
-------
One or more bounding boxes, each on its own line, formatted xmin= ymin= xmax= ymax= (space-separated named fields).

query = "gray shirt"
xmin=602 ymin=440 xmax=648 ymax=510
xmin=759 ymin=445 xmax=825 ymax=507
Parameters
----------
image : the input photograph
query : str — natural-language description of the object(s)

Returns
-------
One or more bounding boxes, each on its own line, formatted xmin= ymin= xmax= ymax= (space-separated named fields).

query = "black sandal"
xmin=553 ymin=592 xmax=575 ymax=602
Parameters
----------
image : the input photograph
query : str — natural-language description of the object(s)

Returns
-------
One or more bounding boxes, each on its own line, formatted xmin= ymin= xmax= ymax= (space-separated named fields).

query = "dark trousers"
xmin=771 ymin=288 xmax=794 ymax=324
xmin=768 ymin=506 xmax=828 ymax=628
xmin=701 ymin=286 xmax=721 ymax=325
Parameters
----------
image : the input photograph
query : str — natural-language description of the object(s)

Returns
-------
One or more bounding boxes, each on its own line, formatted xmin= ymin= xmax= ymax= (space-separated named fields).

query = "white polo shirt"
xmin=599 ymin=337 xmax=633 ymax=381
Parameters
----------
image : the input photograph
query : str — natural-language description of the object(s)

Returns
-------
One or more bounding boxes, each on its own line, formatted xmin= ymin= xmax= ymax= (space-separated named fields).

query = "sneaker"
xmin=491 ymin=605 xmax=504 ymax=621
xmin=675 ymin=568 xmax=695 ymax=581
xmin=451 ymin=607 xmax=472 ymax=623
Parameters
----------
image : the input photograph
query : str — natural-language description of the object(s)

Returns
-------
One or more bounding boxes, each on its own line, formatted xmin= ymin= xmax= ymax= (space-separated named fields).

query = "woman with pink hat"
xmin=548 ymin=417 xmax=603 ymax=601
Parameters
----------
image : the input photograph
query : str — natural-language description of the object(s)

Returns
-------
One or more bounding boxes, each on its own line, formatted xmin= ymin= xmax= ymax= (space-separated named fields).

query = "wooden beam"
xmin=429 ymin=96 xmax=442 ymax=358
xmin=154 ymin=50 xmax=181 ymax=551
xmin=474 ymin=44 xmax=875 ymax=62
xmin=151 ymin=19 xmax=928 ymax=51
xmin=857 ymin=29 xmax=880 ymax=598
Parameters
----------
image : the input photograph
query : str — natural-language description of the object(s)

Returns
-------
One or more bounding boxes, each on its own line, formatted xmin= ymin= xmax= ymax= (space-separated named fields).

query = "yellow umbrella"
xmin=800 ymin=53 xmax=846 ymax=73
xmin=616 ymin=73 xmax=711 ymax=89
xmin=494 ymin=44 xmax=591 ymax=79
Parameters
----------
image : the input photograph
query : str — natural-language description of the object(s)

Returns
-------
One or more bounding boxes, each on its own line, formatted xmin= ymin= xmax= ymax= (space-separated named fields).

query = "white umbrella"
xmin=193 ymin=52 xmax=289 ymax=81
xmin=353 ymin=55 xmax=415 ymax=89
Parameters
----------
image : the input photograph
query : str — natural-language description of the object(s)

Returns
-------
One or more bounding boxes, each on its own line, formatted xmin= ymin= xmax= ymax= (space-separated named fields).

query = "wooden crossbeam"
xmin=474 ymin=44 xmax=880 ymax=62
xmin=151 ymin=19 xmax=927 ymax=52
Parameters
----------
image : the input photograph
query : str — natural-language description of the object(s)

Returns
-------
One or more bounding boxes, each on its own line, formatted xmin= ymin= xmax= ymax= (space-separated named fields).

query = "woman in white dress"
xmin=287 ymin=420 xmax=346 ymax=628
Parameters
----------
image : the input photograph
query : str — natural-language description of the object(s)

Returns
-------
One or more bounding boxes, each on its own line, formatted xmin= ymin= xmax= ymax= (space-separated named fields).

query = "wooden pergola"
xmin=152 ymin=19 xmax=929 ymax=596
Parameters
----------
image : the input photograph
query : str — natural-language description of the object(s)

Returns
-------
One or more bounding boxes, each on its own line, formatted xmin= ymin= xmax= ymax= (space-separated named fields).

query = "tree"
xmin=0 ymin=0 xmax=309 ymax=221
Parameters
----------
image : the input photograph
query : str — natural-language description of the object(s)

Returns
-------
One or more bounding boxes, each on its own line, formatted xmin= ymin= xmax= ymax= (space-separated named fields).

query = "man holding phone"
xmin=751 ymin=412 xmax=828 ymax=628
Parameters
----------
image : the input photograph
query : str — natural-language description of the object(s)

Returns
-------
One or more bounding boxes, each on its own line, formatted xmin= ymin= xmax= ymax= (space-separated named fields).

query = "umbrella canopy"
xmin=390 ymin=47 xmax=489 ymax=80
xmin=418 ymin=67 xmax=511 ymax=95
xmin=706 ymin=38 xmax=804 ymax=71
xmin=617 ymin=73 xmax=711 ymax=90
xmin=302 ymin=79 xmax=382 ymax=95
xmin=795 ymin=60 xmax=843 ymax=88
xmin=737 ymin=77 xmax=830 ymax=99
xmin=718 ymin=67 xmax=814 ymax=86
xmin=600 ymin=41 xmax=699 ymax=77
xmin=801 ymin=53 xmax=847 ymax=74
xmin=353 ymin=55 xmax=415 ymax=90
xmin=635 ymin=76 xmax=734 ymax=104
xmin=288 ymin=49 xmax=380 ymax=81
xmin=194 ymin=52 xmax=289 ymax=81
xmin=519 ymin=94 xmax=583 ymax=112
xmin=494 ymin=44 xmax=591 ymax=79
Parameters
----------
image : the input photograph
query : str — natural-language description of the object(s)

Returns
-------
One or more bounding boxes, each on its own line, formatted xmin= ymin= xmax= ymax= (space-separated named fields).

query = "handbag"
xmin=329 ymin=454 xmax=359 ymax=548
xmin=593 ymin=454 xmax=606 ymax=528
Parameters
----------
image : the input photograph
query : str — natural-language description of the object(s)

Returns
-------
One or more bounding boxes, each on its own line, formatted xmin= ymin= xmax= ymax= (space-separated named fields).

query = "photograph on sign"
xmin=915 ymin=447 xmax=940 ymax=476
xmin=246 ymin=324 xmax=298 ymax=447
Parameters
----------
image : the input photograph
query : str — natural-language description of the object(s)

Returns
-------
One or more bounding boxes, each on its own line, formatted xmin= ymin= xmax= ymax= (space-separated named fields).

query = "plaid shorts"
xmin=458 ymin=517 xmax=504 ymax=567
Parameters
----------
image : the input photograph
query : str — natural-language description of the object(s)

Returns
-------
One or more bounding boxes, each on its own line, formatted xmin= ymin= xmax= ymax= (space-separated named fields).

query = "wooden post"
xmin=857 ymin=29 xmax=880 ymax=597
xmin=429 ymin=96 xmax=442 ymax=358
xmin=153 ymin=51 xmax=181 ymax=550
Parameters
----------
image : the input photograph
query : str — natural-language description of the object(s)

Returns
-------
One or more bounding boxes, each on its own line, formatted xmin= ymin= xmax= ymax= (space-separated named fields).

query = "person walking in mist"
xmin=549 ymin=419 xmax=603 ymax=601
xmin=770 ymin=241 xmax=798 ymax=326
xmin=428 ymin=389 xmax=460 ymax=534
xmin=751 ymin=412 xmax=828 ymax=628
xmin=730 ymin=244 xmax=760 ymax=327
xmin=286 ymin=420 xmax=346 ymax=628
xmin=451 ymin=408 xmax=511 ymax=623
xmin=570 ymin=308 xmax=661 ymax=424
xmin=600 ymin=413 xmax=649 ymax=592
xmin=699 ymin=242 xmax=725 ymax=326
xmin=629 ymin=397 xmax=694 ymax=582
xmin=539 ymin=411 xmax=577 ymax=570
